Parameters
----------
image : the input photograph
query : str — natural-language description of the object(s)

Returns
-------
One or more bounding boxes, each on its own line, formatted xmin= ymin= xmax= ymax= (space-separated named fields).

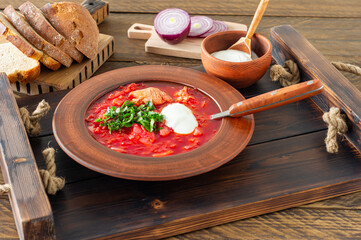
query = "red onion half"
xmin=199 ymin=20 xmax=229 ymax=37
xmin=188 ymin=16 xmax=213 ymax=37
xmin=154 ymin=8 xmax=191 ymax=44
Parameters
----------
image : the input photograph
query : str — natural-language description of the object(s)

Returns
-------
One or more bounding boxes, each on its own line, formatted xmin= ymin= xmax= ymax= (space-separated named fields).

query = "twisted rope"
xmin=19 ymin=99 xmax=50 ymax=136
xmin=331 ymin=61 xmax=361 ymax=76
xmin=1 ymin=100 xmax=64 ymax=195
xmin=270 ymin=60 xmax=300 ymax=86
xmin=0 ymin=184 xmax=10 ymax=194
xmin=0 ymin=148 xmax=65 ymax=195
xmin=322 ymin=107 xmax=348 ymax=153
xmin=39 ymin=148 xmax=65 ymax=195
xmin=269 ymin=60 xmax=359 ymax=153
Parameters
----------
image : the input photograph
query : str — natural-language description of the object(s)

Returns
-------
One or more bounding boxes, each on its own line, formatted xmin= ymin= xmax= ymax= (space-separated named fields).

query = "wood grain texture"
xmin=2 ymin=0 xmax=358 ymax=18
xmin=81 ymin=0 xmax=109 ymax=24
xmin=100 ymin=14 xmax=361 ymax=77
xmin=271 ymin=25 xmax=361 ymax=153
xmin=30 ymin=130 xmax=361 ymax=239
xmin=1 ymin=0 xmax=361 ymax=239
xmin=0 ymin=74 xmax=54 ymax=240
xmin=169 ymin=208 xmax=361 ymax=240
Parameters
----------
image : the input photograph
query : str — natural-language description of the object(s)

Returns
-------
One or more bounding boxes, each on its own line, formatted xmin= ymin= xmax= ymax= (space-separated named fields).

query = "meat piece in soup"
xmin=129 ymin=87 xmax=173 ymax=105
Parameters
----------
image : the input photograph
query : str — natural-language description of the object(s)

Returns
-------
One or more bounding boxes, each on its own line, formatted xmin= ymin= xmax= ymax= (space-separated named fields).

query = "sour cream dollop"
xmin=211 ymin=49 xmax=253 ymax=62
xmin=161 ymin=103 xmax=198 ymax=134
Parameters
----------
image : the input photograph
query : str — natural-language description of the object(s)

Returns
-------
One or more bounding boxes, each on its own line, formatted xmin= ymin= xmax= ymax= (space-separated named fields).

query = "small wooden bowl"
xmin=201 ymin=31 xmax=272 ymax=88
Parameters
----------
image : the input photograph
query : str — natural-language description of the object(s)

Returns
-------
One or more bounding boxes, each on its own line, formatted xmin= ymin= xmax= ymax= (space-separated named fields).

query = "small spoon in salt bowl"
xmin=228 ymin=0 xmax=269 ymax=57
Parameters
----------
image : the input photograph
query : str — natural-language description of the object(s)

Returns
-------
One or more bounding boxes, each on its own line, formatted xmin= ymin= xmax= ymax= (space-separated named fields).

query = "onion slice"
xmin=154 ymin=8 xmax=191 ymax=44
xmin=188 ymin=16 xmax=213 ymax=37
xmin=199 ymin=20 xmax=229 ymax=37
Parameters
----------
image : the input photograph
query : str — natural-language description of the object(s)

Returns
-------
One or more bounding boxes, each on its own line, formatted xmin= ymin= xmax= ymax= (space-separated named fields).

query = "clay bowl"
xmin=201 ymin=30 xmax=272 ymax=88
xmin=53 ymin=65 xmax=254 ymax=181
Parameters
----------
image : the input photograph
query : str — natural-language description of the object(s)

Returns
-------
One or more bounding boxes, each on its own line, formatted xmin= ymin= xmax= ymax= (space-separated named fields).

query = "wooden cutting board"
xmin=10 ymin=34 xmax=114 ymax=95
xmin=128 ymin=21 xmax=247 ymax=59
xmin=8 ymin=0 xmax=112 ymax=96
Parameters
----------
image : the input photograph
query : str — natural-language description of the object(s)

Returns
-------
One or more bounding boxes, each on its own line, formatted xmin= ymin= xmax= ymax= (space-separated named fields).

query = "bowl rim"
xmin=201 ymin=30 xmax=272 ymax=65
xmin=52 ymin=65 xmax=255 ymax=181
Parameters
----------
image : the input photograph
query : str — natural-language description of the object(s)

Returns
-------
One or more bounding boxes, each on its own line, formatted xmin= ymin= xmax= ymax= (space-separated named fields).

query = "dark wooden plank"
xmin=81 ymin=0 xmax=109 ymax=25
xmin=169 ymin=207 xmax=361 ymax=240
xmin=3 ymin=0 xmax=360 ymax=18
xmin=271 ymin=25 xmax=361 ymax=153
xmin=0 ymin=198 xmax=18 ymax=240
xmin=108 ymin=0 xmax=361 ymax=18
xmin=0 ymin=74 xmax=54 ymax=239
xmin=44 ymin=130 xmax=361 ymax=239
xmin=98 ymin=14 xmax=361 ymax=67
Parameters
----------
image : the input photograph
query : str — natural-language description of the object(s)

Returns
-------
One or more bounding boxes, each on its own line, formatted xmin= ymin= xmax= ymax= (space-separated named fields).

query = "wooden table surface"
xmin=1 ymin=0 xmax=361 ymax=239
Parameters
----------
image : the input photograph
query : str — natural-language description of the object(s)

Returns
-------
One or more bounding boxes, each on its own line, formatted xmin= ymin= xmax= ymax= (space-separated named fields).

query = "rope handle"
xmin=270 ymin=60 xmax=361 ymax=153
xmin=0 ymin=100 xmax=65 ymax=195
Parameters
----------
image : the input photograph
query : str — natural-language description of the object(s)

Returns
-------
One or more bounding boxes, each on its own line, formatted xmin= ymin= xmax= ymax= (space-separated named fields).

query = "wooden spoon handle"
xmin=229 ymin=79 xmax=323 ymax=117
xmin=245 ymin=0 xmax=270 ymax=40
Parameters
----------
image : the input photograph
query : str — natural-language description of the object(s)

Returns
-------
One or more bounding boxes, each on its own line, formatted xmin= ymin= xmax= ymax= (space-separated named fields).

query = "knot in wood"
xmin=39 ymin=148 xmax=65 ymax=195
xmin=151 ymin=199 xmax=164 ymax=210
xmin=20 ymin=99 xmax=50 ymax=136
xmin=270 ymin=60 xmax=300 ymax=87
xmin=322 ymin=107 xmax=348 ymax=154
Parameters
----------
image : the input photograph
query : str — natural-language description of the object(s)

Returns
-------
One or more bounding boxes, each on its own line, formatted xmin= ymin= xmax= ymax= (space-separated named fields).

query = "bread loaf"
xmin=41 ymin=2 xmax=99 ymax=59
xmin=19 ymin=1 xmax=84 ymax=63
xmin=4 ymin=5 xmax=72 ymax=67
xmin=0 ymin=12 xmax=60 ymax=70
xmin=0 ymin=41 xmax=40 ymax=83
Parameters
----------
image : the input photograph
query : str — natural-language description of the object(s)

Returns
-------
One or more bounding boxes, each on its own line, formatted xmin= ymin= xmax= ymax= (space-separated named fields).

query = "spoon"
xmin=228 ymin=0 xmax=270 ymax=56
xmin=211 ymin=79 xmax=323 ymax=119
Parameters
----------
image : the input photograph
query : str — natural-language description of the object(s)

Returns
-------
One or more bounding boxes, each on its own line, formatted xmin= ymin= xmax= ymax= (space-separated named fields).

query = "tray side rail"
xmin=270 ymin=25 xmax=361 ymax=153
xmin=0 ymin=73 xmax=54 ymax=239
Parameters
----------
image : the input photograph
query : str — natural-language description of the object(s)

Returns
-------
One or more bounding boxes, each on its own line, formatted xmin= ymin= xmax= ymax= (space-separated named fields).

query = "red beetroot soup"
xmin=85 ymin=82 xmax=221 ymax=157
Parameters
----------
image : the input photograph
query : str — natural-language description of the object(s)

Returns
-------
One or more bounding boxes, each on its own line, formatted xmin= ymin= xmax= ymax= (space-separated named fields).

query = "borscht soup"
xmin=85 ymin=82 xmax=221 ymax=157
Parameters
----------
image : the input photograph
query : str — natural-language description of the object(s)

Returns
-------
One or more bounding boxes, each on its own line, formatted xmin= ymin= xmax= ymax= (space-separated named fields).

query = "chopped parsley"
xmin=95 ymin=100 xmax=163 ymax=133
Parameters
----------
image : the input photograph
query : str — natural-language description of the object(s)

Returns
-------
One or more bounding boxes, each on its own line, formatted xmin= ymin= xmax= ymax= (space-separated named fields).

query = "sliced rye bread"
xmin=40 ymin=53 xmax=61 ymax=71
xmin=0 ymin=41 xmax=40 ymax=83
xmin=0 ymin=13 xmax=42 ymax=60
xmin=19 ymin=1 xmax=84 ymax=63
xmin=41 ymin=2 xmax=99 ymax=59
xmin=0 ymin=12 xmax=60 ymax=71
xmin=4 ymin=5 xmax=72 ymax=67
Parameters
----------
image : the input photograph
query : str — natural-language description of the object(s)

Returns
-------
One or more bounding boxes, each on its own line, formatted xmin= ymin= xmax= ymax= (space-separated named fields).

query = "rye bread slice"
xmin=0 ymin=41 xmax=40 ymax=83
xmin=19 ymin=1 xmax=84 ymax=63
xmin=0 ymin=12 xmax=60 ymax=71
xmin=0 ymin=13 xmax=42 ymax=60
xmin=41 ymin=2 xmax=99 ymax=59
xmin=4 ymin=5 xmax=72 ymax=67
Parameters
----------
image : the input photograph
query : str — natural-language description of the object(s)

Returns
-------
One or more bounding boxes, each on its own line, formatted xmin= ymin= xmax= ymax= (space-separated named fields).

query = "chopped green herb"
xmin=95 ymin=100 xmax=164 ymax=133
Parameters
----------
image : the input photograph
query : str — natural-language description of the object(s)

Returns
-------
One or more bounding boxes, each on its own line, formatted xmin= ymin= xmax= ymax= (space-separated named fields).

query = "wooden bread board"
xmin=128 ymin=21 xmax=247 ymax=59
xmin=10 ymin=34 xmax=114 ymax=96
xmin=4 ymin=0 xmax=111 ymax=96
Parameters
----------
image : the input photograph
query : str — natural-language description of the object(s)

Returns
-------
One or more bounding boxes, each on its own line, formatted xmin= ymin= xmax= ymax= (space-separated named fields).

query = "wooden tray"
xmin=1 ymin=25 xmax=361 ymax=239
xmin=9 ymin=0 xmax=112 ymax=96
